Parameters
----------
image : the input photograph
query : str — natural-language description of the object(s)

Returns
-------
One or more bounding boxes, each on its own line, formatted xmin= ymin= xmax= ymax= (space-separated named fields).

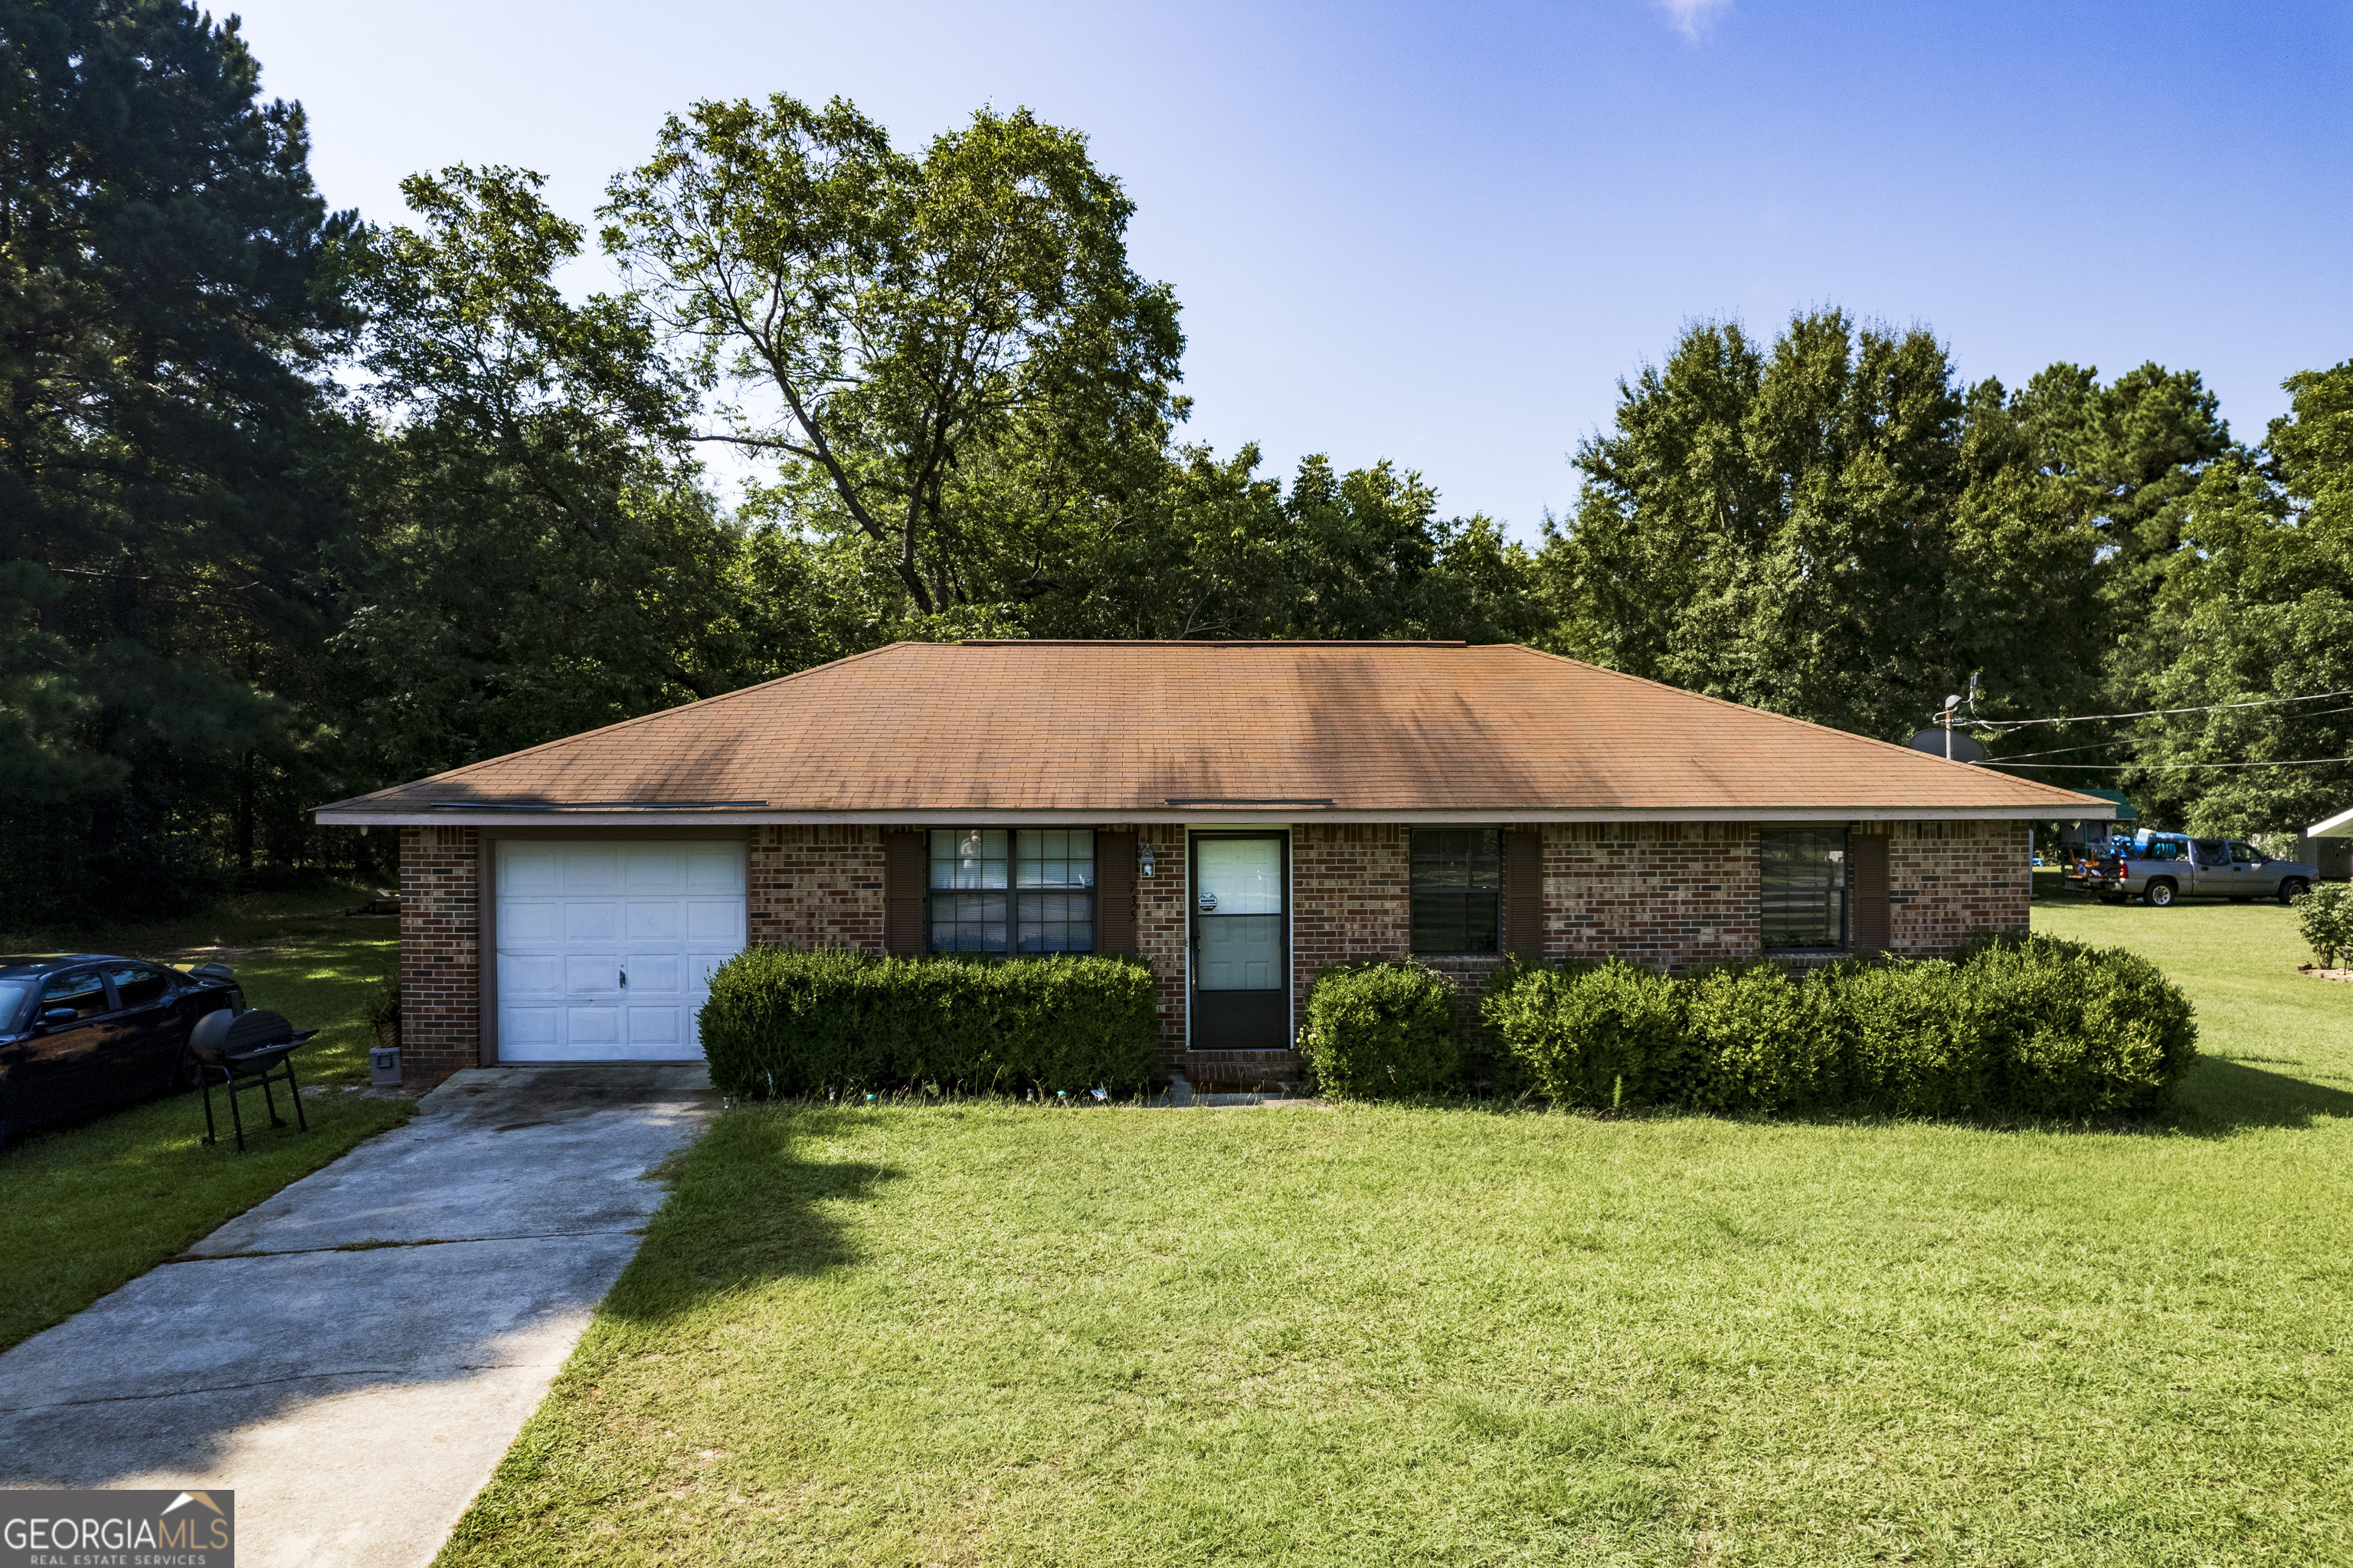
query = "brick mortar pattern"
xmin=1882 ymin=819 xmax=2031 ymax=953
xmin=748 ymin=825 xmax=885 ymax=951
xmin=398 ymin=824 xmax=479 ymax=1086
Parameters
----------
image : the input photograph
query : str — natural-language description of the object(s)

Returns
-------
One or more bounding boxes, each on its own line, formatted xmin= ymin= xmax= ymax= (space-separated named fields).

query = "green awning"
xmin=2076 ymin=787 xmax=2138 ymax=822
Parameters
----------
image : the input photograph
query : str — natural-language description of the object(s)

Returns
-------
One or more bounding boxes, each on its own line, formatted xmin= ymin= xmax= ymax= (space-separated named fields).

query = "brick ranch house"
xmin=314 ymin=640 xmax=2113 ymax=1088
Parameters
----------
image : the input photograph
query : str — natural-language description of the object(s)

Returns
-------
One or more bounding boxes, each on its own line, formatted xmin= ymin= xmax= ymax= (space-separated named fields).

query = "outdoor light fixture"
xmin=1139 ymin=843 xmax=1157 ymax=878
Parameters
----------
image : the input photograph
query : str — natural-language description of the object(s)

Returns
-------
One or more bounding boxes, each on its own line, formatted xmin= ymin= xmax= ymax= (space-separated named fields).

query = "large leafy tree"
xmin=603 ymin=94 xmax=1185 ymax=621
xmin=1536 ymin=311 xmax=2108 ymax=741
xmin=2119 ymin=363 xmax=2353 ymax=833
xmin=329 ymin=166 xmax=853 ymax=784
xmin=0 ymin=0 xmax=349 ymax=920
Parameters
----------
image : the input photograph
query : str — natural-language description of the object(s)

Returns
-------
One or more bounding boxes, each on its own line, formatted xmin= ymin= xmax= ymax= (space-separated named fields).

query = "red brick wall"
xmin=1290 ymin=823 xmax=1413 ymax=1010
xmin=748 ymin=825 xmax=885 ymax=950
xmin=391 ymin=818 xmax=2025 ymax=1088
xmin=1134 ymin=823 xmax=1188 ymax=1056
xmin=1541 ymin=821 xmax=1761 ymax=970
xmin=1880 ymin=819 xmax=2031 ymax=954
xmin=398 ymin=824 xmax=479 ymax=1085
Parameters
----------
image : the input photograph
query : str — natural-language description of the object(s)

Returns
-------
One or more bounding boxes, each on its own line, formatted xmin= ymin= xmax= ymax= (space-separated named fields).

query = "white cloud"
xmin=1657 ymin=0 xmax=1733 ymax=42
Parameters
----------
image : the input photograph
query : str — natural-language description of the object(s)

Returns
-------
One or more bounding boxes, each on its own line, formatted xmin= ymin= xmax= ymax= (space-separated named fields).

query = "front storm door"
xmin=1190 ymin=833 xmax=1288 ymax=1050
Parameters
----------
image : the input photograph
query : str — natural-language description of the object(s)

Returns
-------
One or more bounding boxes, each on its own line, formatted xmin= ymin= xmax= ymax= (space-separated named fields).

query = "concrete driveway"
xmin=0 ymin=1063 xmax=715 ymax=1568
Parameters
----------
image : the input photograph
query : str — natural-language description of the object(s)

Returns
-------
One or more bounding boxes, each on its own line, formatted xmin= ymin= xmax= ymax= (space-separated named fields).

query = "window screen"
xmin=929 ymin=829 xmax=1095 ymax=954
xmin=1761 ymin=828 xmax=1847 ymax=951
xmin=1411 ymin=827 xmax=1502 ymax=954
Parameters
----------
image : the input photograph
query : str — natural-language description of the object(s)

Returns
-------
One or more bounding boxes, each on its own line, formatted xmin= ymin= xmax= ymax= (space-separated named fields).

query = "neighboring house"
xmin=313 ymin=641 xmax=2113 ymax=1088
xmin=2304 ymin=804 xmax=2353 ymax=882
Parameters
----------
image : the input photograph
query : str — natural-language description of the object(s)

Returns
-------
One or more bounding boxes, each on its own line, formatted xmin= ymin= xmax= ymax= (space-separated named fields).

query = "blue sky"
xmin=233 ymin=0 xmax=2351 ymax=537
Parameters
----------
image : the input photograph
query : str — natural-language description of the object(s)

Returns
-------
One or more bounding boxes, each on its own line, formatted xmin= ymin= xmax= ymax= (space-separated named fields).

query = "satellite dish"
xmin=1907 ymin=728 xmax=1988 ymax=764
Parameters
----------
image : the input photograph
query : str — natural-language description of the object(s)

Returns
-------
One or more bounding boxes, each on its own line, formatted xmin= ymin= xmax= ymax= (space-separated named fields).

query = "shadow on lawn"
xmin=2178 ymin=1055 xmax=2353 ymax=1134
xmin=597 ymin=1104 xmax=904 ymax=1325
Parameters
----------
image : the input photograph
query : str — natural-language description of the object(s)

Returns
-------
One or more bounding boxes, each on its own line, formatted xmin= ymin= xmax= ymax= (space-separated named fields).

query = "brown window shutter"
xmin=1503 ymin=830 xmax=1543 ymax=959
xmin=884 ymin=830 xmax=927 ymax=955
xmin=1852 ymin=834 xmax=1890 ymax=953
xmin=1095 ymin=830 xmax=1137 ymax=953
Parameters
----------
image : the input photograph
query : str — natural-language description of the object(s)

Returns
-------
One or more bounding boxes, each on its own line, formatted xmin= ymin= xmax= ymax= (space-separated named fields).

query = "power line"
xmin=1968 ymin=688 xmax=2353 ymax=732
xmin=1986 ymin=705 xmax=2353 ymax=761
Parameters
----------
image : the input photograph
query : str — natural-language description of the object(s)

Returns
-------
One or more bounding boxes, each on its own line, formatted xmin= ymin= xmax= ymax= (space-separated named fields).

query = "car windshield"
xmin=0 ymin=979 xmax=35 ymax=1028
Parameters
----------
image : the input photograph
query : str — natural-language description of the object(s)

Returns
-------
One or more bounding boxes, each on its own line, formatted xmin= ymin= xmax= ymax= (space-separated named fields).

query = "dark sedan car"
xmin=0 ymin=956 xmax=245 ymax=1142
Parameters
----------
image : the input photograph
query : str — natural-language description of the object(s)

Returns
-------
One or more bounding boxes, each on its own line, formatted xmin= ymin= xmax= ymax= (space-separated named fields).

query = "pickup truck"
xmin=2069 ymin=832 xmax=2316 ymax=907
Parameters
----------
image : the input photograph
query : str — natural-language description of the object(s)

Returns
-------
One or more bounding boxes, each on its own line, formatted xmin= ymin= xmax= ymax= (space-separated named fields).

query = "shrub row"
xmin=1294 ymin=935 xmax=2198 ymax=1119
xmin=699 ymin=946 xmax=1159 ymax=1099
xmin=1479 ymin=933 xmax=2197 ymax=1119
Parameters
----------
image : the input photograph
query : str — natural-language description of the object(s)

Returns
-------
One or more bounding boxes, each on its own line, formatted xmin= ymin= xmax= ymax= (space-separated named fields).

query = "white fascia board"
xmin=2307 ymin=804 xmax=2353 ymax=837
xmin=316 ymin=804 xmax=2103 ymax=828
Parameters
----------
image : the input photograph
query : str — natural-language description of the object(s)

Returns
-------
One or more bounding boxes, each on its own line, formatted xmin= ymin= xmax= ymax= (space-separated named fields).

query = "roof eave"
xmin=315 ymin=803 xmax=2113 ymax=828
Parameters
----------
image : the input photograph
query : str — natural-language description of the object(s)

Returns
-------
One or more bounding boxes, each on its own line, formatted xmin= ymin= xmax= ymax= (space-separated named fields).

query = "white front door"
xmin=495 ymin=840 xmax=745 ymax=1062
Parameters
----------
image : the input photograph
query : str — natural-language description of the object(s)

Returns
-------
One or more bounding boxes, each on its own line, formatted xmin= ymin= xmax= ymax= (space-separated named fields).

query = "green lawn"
xmin=441 ymin=898 xmax=2353 ymax=1566
xmin=0 ymin=886 xmax=414 ymax=1350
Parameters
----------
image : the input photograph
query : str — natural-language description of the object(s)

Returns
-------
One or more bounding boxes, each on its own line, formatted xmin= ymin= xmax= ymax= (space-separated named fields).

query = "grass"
xmin=440 ymin=896 xmax=2353 ymax=1566
xmin=0 ymin=884 xmax=415 ymax=1350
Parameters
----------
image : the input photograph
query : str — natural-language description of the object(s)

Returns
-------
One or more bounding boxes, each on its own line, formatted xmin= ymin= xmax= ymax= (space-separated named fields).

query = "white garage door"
xmin=496 ymin=840 xmax=745 ymax=1062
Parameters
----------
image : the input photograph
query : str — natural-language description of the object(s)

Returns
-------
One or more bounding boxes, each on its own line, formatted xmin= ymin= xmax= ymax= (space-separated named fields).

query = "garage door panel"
xmin=686 ymin=900 xmax=742 ymax=941
xmin=625 ymin=850 xmax=686 ymax=892
xmin=625 ymin=953 xmax=682 ymax=992
xmin=565 ymin=1005 xmax=620 ymax=1046
xmin=499 ymin=840 xmax=745 ymax=1062
xmin=502 ymin=954 xmax=561 ymax=997
xmin=562 ymin=902 xmax=620 ymax=942
xmin=503 ymin=849 xmax=562 ymax=895
xmin=627 ymin=1006 xmax=684 ymax=1046
xmin=686 ymin=848 xmax=742 ymax=892
xmin=561 ymin=952 xmax=619 ymax=993
xmin=502 ymin=903 xmax=563 ymax=943
xmin=558 ymin=849 xmax=623 ymax=892
xmin=627 ymin=900 xmax=682 ymax=941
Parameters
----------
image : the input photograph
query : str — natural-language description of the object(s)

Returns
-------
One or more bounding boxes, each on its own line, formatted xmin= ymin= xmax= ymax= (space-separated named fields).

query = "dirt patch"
xmin=2296 ymin=966 xmax=2353 ymax=985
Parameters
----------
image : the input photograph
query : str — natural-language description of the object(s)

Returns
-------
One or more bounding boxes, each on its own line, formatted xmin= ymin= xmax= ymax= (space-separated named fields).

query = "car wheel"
xmin=2145 ymin=879 xmax=2176 ymax=907
xmin=2280 ymin=878 xmax=2310 ymax=905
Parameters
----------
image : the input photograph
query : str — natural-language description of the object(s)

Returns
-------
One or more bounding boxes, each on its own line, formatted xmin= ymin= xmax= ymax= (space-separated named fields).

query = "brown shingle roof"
xmin=313 ymin=641 xmax=2116 ymax=823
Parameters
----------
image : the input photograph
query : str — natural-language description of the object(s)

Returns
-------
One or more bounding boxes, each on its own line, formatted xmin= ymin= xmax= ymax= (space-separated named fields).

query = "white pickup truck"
xmin=2070 ymin=831 xmax=2316 ymax=907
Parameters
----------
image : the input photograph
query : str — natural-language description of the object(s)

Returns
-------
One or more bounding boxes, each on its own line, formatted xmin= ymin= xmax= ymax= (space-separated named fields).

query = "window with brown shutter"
xmin=883 ymin=831 xmax=926 ymax=954
xmin=1095 ymin=831 xmax=1137 ymax=953
xmin=1503 ymin=830 xmax=1543 ymax=958
xmin=923 ymin=829 xmax=1098 ymax=954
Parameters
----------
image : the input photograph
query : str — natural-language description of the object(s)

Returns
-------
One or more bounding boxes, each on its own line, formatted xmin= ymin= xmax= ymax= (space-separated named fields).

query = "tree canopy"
xmin=1 ymin=8 xmax=2342 ymax=923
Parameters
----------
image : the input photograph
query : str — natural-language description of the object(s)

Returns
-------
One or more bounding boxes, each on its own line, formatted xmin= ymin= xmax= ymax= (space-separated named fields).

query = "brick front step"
xmin=1177 ymin=1049 xmax=1304 ymax=1088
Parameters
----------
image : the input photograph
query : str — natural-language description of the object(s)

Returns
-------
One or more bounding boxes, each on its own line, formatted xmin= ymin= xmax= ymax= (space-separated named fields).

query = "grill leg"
xmin=227 ymin=1076 xmax=247 ymax=1153
xmin=201 ymin=1071 xmax=219 ymax=1147
xmin=260 ymin=1070 xmax=284 ymax=1128
xmin=283 ymin=1059 xmax=307 ymax=1133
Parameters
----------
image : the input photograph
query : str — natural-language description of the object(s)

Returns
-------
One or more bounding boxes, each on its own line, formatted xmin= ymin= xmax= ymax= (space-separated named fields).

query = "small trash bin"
xmin=369 ymin=1046 xmax=402 ymax=1087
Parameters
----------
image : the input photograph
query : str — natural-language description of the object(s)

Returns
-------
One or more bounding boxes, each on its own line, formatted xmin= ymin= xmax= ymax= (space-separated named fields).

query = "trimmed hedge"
xmin=1296 ymin=960 xmax=1461 ymax=1096
xmin=699 ymin=946 xmax=1158 ymax=1099
xmin=1482 ymin=934 xmax=2197 ymax=1121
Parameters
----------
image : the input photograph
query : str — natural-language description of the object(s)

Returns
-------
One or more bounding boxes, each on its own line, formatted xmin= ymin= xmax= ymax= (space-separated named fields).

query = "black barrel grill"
xmin=188 ymin=1007 xmax=316 ymax=1151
